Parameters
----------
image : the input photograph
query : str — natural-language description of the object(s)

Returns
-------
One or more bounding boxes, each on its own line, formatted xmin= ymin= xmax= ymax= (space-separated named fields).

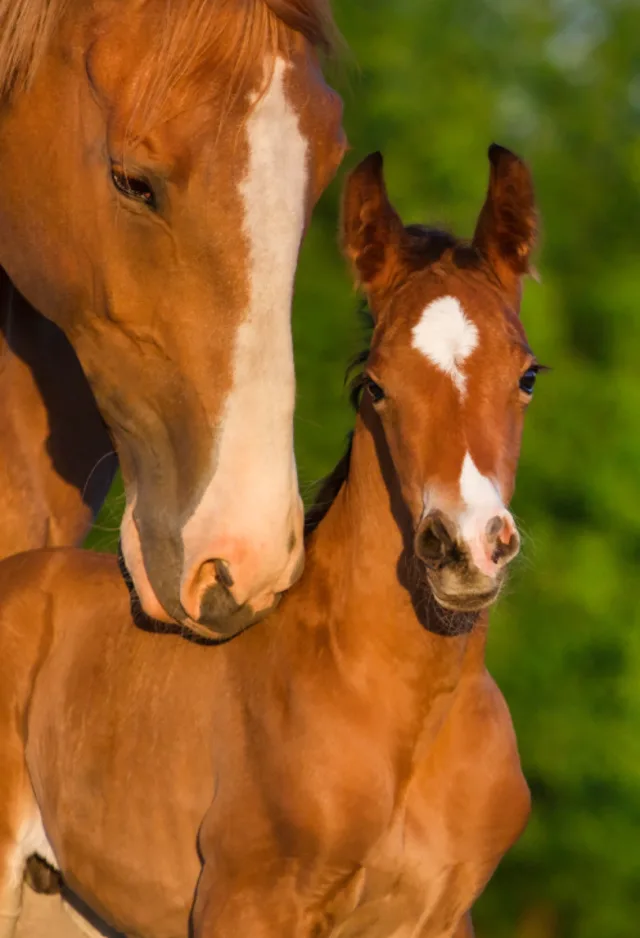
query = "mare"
xmin=0 ymin=277 xmax=115 ymax=558
xmin=0 ymin=0 xmax=346 ymax=637
xmin=0 ymin=145 xmax=542 ymax=938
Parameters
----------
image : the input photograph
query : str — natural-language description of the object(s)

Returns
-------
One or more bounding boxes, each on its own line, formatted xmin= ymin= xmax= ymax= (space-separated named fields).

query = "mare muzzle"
xmin=118 ymin=546 xmax=282 ymax=641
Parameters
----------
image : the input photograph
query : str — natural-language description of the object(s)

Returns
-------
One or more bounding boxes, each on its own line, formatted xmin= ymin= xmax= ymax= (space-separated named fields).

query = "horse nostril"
xmin=486 ymin=516 xmax=503 ymax=541
xmin=418 ymin=526 xmax=446 ymax=569
xmin=198 ymin=581 xmax=240 ymax=630
xmin=491 ymin=532 xmax=520 ymax=565
xmin=416 ymin=511 xmax=458 ymax=570
xmin=213 ymin=558 xmax=234 ymax=590
xmin=486 ymin=515 xmax=519 ymax=566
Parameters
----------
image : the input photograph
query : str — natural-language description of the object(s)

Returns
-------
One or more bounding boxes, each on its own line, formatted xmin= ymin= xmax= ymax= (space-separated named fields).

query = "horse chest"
xmin=327 ymin=681 xmax=529 ymax=938
xmin=328 ymin=812 xmax=478 ymax=938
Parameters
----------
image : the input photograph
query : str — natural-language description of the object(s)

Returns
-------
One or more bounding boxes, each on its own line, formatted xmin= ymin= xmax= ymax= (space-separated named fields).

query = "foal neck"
xmin=302 ymin=397 xmax=486 ymax=698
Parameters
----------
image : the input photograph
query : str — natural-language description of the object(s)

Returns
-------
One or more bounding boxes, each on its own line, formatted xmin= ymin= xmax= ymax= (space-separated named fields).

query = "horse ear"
xmin=472 ymin=144 xmax=538 ymax=303
xmin=341 ymin=152 xmax=405 ymax=302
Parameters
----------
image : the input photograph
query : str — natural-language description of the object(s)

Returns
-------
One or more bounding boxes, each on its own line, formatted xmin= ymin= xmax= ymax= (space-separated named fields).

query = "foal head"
xmin=343 ymin=146 xmax=541 ymax=613
xmin=0 ymin=0 xmax=346 ymax=636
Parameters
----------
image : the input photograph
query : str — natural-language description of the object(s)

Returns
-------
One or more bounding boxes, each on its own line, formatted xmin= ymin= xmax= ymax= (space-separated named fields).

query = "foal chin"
xmin=413 ymin=508 xmax=520 ymax=628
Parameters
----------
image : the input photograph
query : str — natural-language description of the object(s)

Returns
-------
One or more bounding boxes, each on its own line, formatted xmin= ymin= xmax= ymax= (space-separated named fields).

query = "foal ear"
xmin=473 ymin=144 xmax=538 ymax=302
xmin=341 ymin=152 xmax=405 ymax=301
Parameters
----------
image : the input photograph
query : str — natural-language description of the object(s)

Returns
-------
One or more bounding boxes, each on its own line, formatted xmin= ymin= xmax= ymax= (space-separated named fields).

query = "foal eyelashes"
xmin=365 ymin=376 xmax=386 ymax=404
xmin=519 ymin=363 xmax=549 ymax=396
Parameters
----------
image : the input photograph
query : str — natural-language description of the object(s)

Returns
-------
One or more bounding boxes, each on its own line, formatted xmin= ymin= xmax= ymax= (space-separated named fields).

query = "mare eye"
xmin=519 ymin=367 xmax=538 ymax=396
xmin=111 ymin=165 xmax=156 ymax=210
xmin=366 ymin=377 xmax=386 ymax=404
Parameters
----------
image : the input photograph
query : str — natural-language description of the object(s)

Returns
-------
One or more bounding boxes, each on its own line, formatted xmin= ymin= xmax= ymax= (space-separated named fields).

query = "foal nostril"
xmin=486 ymin=516 xmax=503 ymax=540
xmin=416 ymin=510 xmax=459 ymax=570
xmin=491 ymin=533 xmax=520 ymax=565
xmin=485 ymin=515 xmax=520 ymax=566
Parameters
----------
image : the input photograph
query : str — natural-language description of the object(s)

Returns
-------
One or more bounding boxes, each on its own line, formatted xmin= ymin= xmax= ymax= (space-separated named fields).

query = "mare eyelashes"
xmin=111 ymin=165 xmax=157 ymax=210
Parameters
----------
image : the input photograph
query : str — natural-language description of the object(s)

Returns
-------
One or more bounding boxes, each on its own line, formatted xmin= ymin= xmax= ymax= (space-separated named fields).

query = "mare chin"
xmin=119 ymin=549 xmax=282 ymax=642
xmin=188 ymin=592 xmax=282 ymax=642
xmin=130 ymin=595 xmax=282 ymax=644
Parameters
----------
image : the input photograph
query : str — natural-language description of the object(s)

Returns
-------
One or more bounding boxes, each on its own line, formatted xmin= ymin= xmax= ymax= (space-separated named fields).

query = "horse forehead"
xmin=168 ymin=59 xmax=336 ymax=174
xmin=287 ymin=53 xmax=344 ymax=133
xmin=239 ymin=57 xmax=310 ymax=238
xmin=410 ymin=295 xmax=480 ymax=392
xmin=279 ymin=52 xmax=346 ymax=193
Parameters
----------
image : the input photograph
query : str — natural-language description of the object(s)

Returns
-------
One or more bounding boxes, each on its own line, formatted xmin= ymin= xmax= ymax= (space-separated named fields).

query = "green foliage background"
xmin=87 ymin=1 xmax=640 ymax=934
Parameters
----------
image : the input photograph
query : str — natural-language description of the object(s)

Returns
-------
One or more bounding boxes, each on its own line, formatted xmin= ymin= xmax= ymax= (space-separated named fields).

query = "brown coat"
xmin=0 ymin=145 xmax=540 ymax=938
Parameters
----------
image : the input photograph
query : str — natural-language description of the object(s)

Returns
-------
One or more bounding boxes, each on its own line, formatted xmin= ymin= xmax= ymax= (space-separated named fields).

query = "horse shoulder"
xmin=0 ymin=547 xmax=122 ymax=747
xmin=0 ymin=549 xmax=75 ymax=820
xmin=394 ymin=669 xmax=529 ymax=931
xmin=198 ymin=664 xmax=398 ymax=922
xmin=0 ymin=550 xmax=64 ymax=696
xmin=448 ymin=668 xmax=531 ymax=849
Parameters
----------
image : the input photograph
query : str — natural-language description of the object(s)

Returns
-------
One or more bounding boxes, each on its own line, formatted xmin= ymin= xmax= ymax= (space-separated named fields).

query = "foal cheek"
xmin=497 ymin=415 xmax=526 ymax=504
xmin=392 ymin=441 xmax=428 ymax=522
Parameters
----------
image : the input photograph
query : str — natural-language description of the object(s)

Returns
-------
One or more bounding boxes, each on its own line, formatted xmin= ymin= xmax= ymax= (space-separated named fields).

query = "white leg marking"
xmin=0 ymin=813 xmax=59 ymax=935
xmin=181 ymin=56 xmax=307 ymax=596
xmin=18 ymin=812 xmax=59 ymax=872
xmin=411 ymin=296 xmax=478 ymax=392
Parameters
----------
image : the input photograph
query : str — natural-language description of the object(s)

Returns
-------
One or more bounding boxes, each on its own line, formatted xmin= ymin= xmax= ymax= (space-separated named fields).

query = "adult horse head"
xmin=0 ymin=0 xmax=346 ymax=637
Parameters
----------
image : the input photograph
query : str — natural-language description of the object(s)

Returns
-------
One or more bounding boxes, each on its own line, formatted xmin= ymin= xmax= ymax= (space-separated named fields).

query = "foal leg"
xmin=0 ymin=750 xmax=33 ymax=938
xmin=0 ymin=677 xmax=50 ymax=936
xmin=0 ymin=842 xmax=23 ymax=938
xmin=0 ymin=805 xmax=66 ymax=938
xmin=0 ymin=804 xmax=42 ymax=938
xmin=452 ymin=912 xmax=475 ymax=937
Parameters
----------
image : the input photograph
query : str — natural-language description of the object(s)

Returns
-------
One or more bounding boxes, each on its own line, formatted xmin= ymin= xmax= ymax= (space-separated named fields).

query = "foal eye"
xmin=111 ymin=165 xmax=157 ymax=210
xmin=366 ymin=377 xmax=386 ymax=405
xmin=519 ymin=367 xmax=538 ymax=396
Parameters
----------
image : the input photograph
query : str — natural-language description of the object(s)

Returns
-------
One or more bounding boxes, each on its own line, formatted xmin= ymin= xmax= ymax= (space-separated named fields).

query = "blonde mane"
xmin=0 ymin=0 xmax=341 ymax=103
xmin=0 ymin=0 xmax=63 ymax=98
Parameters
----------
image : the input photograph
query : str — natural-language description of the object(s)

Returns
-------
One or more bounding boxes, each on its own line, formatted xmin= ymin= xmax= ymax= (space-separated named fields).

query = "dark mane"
xmin=304 ymin=303 xmax=372 ymax=539
xmin=0 ymin=0 xmax=342 ymax=103
xmin=304 ymin=433 xmax=353 ymax=539
xmin=401 ymin=225 xmax=484 ymax=273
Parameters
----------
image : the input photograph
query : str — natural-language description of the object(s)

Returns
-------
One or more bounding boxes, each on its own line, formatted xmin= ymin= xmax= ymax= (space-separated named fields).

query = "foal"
xmin=0 ymin=145 xmax=541 ymax=938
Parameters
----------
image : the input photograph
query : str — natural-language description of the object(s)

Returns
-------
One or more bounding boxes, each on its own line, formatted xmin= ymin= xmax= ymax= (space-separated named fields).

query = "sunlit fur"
xmin=0 ymin=145 xmax=538 ymax=938
xmin=411 ymin=295 xmax=479 ymax=393
xmin=0 ymin=0 xmax=340 ymax=101
xmin=0 ymin=0 xmax=346 ymax=635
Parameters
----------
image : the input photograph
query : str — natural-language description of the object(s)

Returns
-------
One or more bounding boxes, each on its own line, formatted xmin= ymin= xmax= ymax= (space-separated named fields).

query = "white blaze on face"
xmin=180 ymin=57 xmax=307 ymax=608
xmin=458 ymin=453 xmax=512 ymax=576
xmin=411 ymin=295 xmax=479 ymax=393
